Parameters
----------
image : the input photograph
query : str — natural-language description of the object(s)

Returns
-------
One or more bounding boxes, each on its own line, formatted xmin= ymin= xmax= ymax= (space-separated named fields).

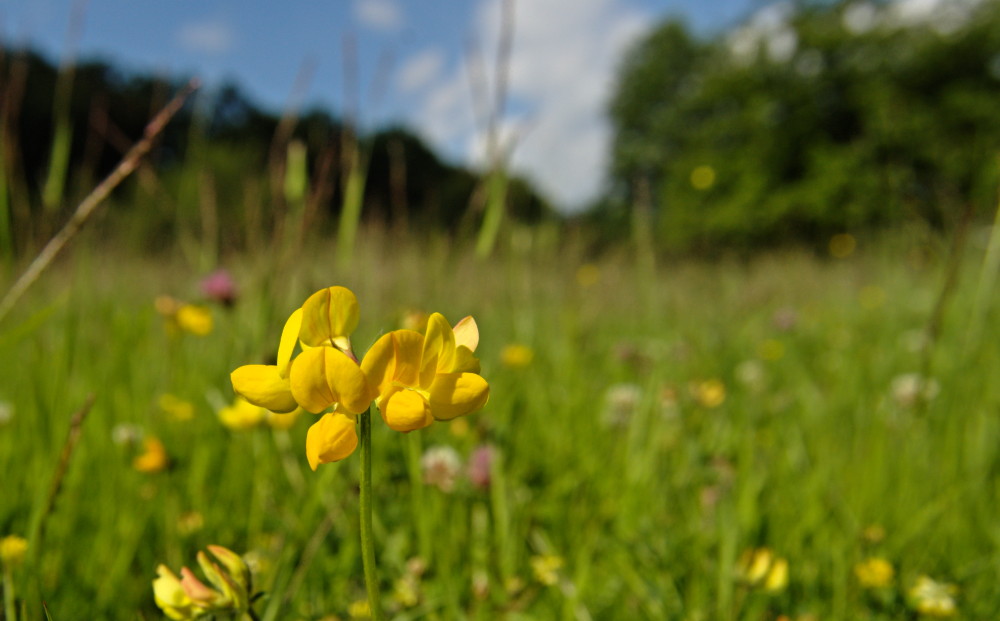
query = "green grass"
xmin=1 ymin=225 xmax=999 ymax=620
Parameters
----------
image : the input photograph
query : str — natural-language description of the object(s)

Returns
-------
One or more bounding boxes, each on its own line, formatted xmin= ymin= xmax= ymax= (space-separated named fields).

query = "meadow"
xmin=1 ymin=219 xmax=998 ymax=620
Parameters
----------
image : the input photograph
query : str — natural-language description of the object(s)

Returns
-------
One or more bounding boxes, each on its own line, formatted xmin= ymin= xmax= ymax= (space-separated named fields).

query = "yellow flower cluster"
xmin=152 ymin=545 xmax=252 ymax=620
xmin=231 ymin=286 xmax=489 ymax=470
xmin=155 ymin=296 xmax=213 ymax=336
xmin=736 ymin=547 xmax=788 ymax=593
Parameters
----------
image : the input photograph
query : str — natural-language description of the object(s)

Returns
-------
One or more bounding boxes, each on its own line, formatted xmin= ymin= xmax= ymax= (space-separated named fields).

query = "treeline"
xmin=599 ymin=0 xmax=1000 ymax=250
xmin=0 ymin=47 xmax=552 ymax=256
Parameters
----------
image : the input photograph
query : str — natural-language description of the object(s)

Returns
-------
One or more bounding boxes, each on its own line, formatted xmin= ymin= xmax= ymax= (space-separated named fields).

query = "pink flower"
xmin=467 ymin=444 xmax=495 ymax=490
xmin=200 ymin=269 xmax=238 ymax=307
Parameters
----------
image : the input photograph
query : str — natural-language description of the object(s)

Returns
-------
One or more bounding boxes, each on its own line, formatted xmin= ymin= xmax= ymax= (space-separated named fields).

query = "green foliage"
xmin=1 ymin=228 xmax=999 ymax=618
xmin=607 ymin=1 xmax=1000 ymax=251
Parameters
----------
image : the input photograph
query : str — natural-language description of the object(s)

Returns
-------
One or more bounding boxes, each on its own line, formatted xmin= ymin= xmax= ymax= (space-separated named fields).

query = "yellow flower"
xmin=0 ymin=535 xmax=28 ymax=567
xmin=362 ymin=313 xmax=489 ymax=433
xmin=348 ymin=599 xmax=372 ymax=618
xmin=231 ymin=287 xmax=375 ymax=469
xmin=133 ymin=436 xmax=169 ymax=473
xmin=156 ymin=296 xmax=213 ymax=337
xmin=159 ymin=394 xmax=195 ymax=421
xmin=501 ymin=343 xmax=534 ymax=368
xmin=908 ymin=575 xmax=958 ymax=617
xmin=736 ymin=547 xmax=788 ymax=592
xmin=855 ymin=557 xmax=894 ymax=589
xmin=176 ymin=305 xmax=213 ymax=336
xmin=152 ymin=545 xmax=253 ymax=621
xmin=218 ymin=397 xmax=267 ymax=430
xmin=530 ymin=554 xmax=564 ymax=586
xmin=152 ymin=565 xmax=199 ymax=620
xmin=693 ymin=379 xmax=726 ymax=408
xmin=764 ymin=557 xmax=789 ymax=593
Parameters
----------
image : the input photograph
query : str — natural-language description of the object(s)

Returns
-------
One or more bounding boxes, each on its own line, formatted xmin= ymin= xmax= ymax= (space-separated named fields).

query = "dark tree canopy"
xmin=604 ymin=0 xmax=1000 ymax=250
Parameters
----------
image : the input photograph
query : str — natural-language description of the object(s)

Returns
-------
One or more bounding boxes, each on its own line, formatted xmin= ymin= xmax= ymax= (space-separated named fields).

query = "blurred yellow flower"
xmin=133 ymin=436 xmax=169 ymax=473
xmin=575 ymin=263 xmax=600 ymax=288
xmin=908 ymin=575 xmax=958 ymax=617
xmin=0 ymin=535 xmax=28 ymax=567
xmin=690 ymin=164 xmax=717 ymax=190
xmin=501 ymin=343 xmax=534 ymax=368
xmin=736 ymin=548 xmax=774 ymax=585
xmin=158 ymin=393 xmax=195 ymax=421
xmin=152 ymin=545 xmax=252 ymax=620
xmin=737 ymin=547 xmax=788 ymax=592
xmin=855 ymin=557 xmax=894 ymax=589
xmin=829 ymin=233 xmax=856 ymax=258
xmin=218 ymin=397 xmax=267 ymax=430
xmin=156 ymin=296 xmax=213 ymax=337
xmin=693 ymin=379 xmax=726 ymax=408
xmin=176 ymin=305 xmax=213 ymax=336
xmin=348 ymin=598 xmax=372 ymax=618
xmin=764 ymin=557 xmax=789 ymax=593
xmin=530 ymin=554 xmax=564 ymax=586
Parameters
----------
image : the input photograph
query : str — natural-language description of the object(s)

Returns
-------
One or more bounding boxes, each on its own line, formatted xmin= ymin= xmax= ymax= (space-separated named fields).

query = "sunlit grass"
xmin=1 ymin=225 xmax=998 ymax=619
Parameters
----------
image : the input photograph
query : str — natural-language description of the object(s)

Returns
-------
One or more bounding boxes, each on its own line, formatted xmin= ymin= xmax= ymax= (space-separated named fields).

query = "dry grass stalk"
xmin=0 ymin=79 xmax=199 ymax=323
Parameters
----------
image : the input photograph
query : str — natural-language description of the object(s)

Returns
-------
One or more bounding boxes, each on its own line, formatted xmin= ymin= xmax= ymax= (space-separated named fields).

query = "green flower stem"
xmin=3 ymin=566 xmax=15 ymax=621
xmin=359 ymin=408 xmax=386 ymax=621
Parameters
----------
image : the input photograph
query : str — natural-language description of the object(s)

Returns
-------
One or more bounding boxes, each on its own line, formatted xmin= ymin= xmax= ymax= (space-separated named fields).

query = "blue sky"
xmin=1 ymin=0 xmax=759 ymax=211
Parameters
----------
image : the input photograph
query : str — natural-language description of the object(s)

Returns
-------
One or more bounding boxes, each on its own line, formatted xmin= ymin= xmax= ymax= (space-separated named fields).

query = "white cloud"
xmin=176 ymin=20 xmax=235 ymax=55
xmin=886 ymin=0 xmax=984 ymax=35
xmin=728 ymin=2 xmax=797 ymax=63
xmin=355 ymin=0 xmax=404 ymax=32
xmin=397 ymin=48 xmax=446 ymax=93
xmin=402 ymin=0 xmax=650 ymax=211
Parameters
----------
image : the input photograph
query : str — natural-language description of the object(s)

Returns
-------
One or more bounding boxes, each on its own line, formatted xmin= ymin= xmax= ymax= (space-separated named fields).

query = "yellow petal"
xmin=360 ymin=332 xmax=395 ymax=396
xmin=289 ymin=348 xmax=336 ymax=413
xmin=153 ymin=565 xmax=191 ymax=609
xmin=380 ymin=388 xmax=433 ymax=432
xmin=230 ymin=365 xmax=298 ymax=413
xmin=452 ymin=316 xmax=479 ymax=352
xmin=324 ymin=347 xmax=374 ymax=414
xmin=428 ymin=372 xmax=490 ymax=420
xmin=422 ymin=313 xmax=456 ymax=383
xmin=393 ymin=330 xmax=425 ymax=386
xmin=361 ymin=330 xmax=424 ymax=396
xmin=306 ymin=413 xmax=358 ymax=470
xmin=298 ymin=286 xmax=360 ymax=347
xmin=277 ymin=308 xmax=303 ymax=378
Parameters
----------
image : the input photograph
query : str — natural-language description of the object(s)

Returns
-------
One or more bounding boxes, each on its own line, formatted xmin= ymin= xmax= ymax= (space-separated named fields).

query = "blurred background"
xmin=1 ymin=0 xmax=996 ymax=257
